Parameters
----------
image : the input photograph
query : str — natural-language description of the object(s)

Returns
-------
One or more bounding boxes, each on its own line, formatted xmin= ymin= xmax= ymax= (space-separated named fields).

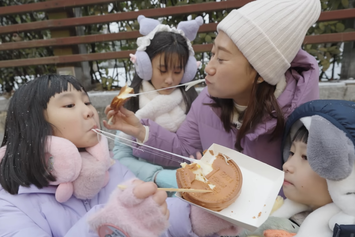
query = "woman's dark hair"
xmin=209 ymin=74 xmax=285 ymax=151
xmin=292 ymin=125 xmax=309 ymax=144
xmin=0 ymin=74 xmax=86 ymax=194
xmin=125 ymin=31 xmax=198 ymax=113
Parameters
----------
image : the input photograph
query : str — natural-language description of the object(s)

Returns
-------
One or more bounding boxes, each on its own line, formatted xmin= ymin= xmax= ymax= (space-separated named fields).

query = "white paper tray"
xmin=175 ymin=143 xmax=284 ymax=231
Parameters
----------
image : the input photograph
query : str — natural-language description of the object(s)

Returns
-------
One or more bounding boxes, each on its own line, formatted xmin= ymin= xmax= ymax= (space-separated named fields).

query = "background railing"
xmin=0 ymin=0 xmax=354 ymax=92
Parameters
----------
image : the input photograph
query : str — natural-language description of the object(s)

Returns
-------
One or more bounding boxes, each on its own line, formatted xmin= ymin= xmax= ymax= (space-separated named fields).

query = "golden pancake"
xmin=176 ymin=153 xmax=242 ymax=211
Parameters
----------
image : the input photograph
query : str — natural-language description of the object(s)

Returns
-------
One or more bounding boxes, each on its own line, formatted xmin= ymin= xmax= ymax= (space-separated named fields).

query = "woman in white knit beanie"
xmin=204 ymin=0 xmax=322 ymax=154
xmin=104 ymin=0 xmax=322 ymax=171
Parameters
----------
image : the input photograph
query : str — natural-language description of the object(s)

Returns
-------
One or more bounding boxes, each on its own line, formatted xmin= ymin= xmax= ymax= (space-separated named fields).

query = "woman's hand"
xmin=195 ymin=152 xmax=203 ymax=160
xmin=103 ymin=105 xmax=146 ymax=142
xmin=190 ymin=152 xmax=203 ymax=160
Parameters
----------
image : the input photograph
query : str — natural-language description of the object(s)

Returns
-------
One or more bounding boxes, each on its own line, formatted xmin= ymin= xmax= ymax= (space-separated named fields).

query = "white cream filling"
xmin=181 ymin=157 xmax=216 ymax=189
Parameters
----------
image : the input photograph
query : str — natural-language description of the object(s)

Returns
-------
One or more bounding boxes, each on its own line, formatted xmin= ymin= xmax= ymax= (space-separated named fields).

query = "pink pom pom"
xmin=55 ymin=182 xmax=74 ymax=203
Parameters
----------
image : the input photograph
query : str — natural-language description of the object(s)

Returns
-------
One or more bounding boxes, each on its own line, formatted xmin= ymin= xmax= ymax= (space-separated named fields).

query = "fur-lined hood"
xmin=279 ymin=100 xmax=355 ymax=236
xmin=282 ymin=99 xmax=355 ymax=181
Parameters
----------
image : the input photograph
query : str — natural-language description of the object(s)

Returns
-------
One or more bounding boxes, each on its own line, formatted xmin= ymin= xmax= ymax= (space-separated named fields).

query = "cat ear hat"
xmin=131 ymin=15 xmax=203 ymax=83
xmin=282 ymin=100 xmax=355 ymax=217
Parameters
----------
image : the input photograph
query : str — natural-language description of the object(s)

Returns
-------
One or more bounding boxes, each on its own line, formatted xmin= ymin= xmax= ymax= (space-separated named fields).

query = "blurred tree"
xmin=1 ymin=0 xmax=354 ymax=93
xmin=304 ymin=0 xmax=355 ymax=80
xmin=0 ymin=0 xmax=56 ymax=94
xmin=81 ymin=0 xmax=231 ymax=90
xmin=339 ymin=0 xmax=355 ymax=79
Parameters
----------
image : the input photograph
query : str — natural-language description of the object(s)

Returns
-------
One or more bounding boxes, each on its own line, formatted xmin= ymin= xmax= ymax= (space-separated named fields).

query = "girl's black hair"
xmin=0 ymin=74 xmax=86 ymax=194
xmin=292 ymin=125 xmax=309 ymax=144
xmin=125 ymin=31 xmax=198 ymax=113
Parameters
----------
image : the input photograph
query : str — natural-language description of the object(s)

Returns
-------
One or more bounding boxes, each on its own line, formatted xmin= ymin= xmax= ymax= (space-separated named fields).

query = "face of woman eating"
xmin=204 ymin=31 xmax=259 ymax=106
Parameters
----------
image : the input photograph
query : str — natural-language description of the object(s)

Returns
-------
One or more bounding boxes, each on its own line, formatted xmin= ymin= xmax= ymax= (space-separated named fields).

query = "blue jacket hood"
xmin=282 ymin=99 xmax=355 ymax=181
xmin=283 ymin=100 xmax=355 ymax=149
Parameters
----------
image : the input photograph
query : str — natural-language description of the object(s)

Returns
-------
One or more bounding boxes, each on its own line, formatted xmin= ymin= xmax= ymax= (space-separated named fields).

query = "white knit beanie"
xmin=217 ymin=0 xmax=321 ymax=95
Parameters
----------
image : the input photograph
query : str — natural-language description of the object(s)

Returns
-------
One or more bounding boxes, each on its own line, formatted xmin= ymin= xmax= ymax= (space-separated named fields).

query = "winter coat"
xmin=0 ymin=161 xmax=202 ymax=236
xmin=132 ymin=49 xmax=320 ymax=169
xmin=113 ymin=131 xmax=178 ymax=189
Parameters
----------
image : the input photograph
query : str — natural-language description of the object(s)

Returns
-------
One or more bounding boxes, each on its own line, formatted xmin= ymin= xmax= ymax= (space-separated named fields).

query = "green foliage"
xmin=304 ymin=0 xmax=354 ymax=80
xmin=80 ymin=0 xmax=231 ymax=89
xmin=1 ymin=0 xmax=354 ymax=93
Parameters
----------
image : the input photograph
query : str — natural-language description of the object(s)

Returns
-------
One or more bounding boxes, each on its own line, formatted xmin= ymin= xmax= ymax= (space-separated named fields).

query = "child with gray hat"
xmin=240 ymin=100 xmax=355 ymax=237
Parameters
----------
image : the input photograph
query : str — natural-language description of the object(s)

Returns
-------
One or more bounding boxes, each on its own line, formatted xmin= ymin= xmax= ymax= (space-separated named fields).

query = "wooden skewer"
xmin=117 ymin=185 xmax=212 ymax=193
xmin=157 ymin=187 xmax=213 ymax=193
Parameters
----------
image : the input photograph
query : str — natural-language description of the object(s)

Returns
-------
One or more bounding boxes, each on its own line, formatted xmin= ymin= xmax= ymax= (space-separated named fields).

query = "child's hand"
xmin=103 ymin=105 xmax=146 ymax=142
xmin=132 ymin=180 xmax=169 ymax=220
xmin=89 ymin=179 xmax=170 ymax=237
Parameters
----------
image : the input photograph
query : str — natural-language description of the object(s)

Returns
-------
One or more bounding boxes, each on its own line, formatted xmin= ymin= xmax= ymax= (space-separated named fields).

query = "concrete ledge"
xmin=0 ymin=81 xmax=354 ymax=149
xmin=319 ymin=80 xmax=355 ymax=101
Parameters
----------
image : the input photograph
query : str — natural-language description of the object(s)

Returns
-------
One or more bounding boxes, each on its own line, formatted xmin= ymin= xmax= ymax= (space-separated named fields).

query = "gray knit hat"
xmin=217 ymin=0 xmax=321 ymax=90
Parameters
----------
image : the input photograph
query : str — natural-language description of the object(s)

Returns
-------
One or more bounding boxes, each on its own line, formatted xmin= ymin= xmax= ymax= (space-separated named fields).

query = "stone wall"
xmin=1 ymin=80 xmax=354 ymax=149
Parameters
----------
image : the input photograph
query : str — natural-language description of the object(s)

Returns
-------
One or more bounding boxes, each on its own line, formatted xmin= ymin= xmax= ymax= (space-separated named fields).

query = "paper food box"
xmin=175 ymin=143 xmax=284 ymax=231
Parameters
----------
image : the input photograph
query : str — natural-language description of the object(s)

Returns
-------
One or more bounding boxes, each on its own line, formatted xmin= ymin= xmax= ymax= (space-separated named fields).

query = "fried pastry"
xmin=110 ymin=84 xmax=134 ymax=110
xmin=176 ymin=153 xmax=243 ymax=211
